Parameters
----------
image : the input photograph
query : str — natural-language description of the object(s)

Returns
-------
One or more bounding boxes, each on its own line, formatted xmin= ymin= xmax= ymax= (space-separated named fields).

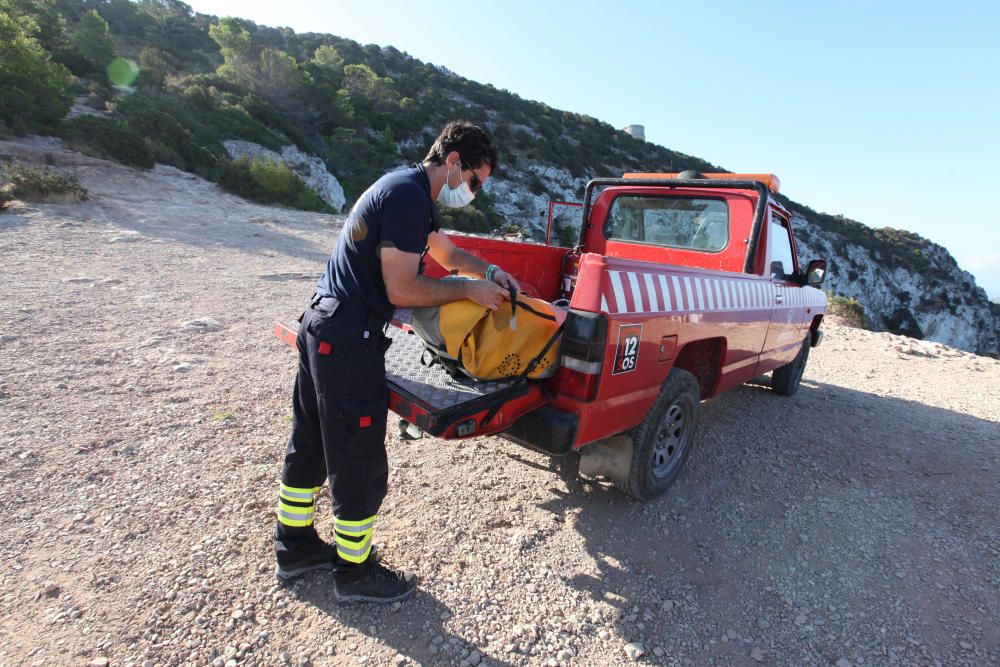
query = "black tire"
xmin=620 ymin=368 xmax=701 ymax=501
xmin=771 ymin=336 xmax=810 ymax=396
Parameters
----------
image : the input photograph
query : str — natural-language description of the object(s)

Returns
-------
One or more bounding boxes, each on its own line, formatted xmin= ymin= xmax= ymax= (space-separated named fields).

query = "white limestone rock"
xmin=223 ymin=140 xmax=345 ymax=212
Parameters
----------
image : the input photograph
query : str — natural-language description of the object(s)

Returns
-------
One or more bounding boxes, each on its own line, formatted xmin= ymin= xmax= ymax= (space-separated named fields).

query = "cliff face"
xmin=793 ymin=215 xmax=1000 ymax=357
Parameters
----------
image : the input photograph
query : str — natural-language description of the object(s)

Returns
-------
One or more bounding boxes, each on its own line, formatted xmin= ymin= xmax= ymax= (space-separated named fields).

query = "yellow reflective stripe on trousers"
xmin=333 ymin=514 xmax=376 ymax=563
xmin=277 ymin=501 xmax=314 ymax=527
xmin=279 ymin=484 xmax=320 ymax=502
xmin=333 ymin=515 xmax=376 ymax=535
xmin=334 ymin=533 xmax=373 ymax=563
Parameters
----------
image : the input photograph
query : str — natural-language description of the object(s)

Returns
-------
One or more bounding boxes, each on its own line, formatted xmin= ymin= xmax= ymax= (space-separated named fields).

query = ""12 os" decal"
xmin=613 ymin=324 xmax=642 ymax=375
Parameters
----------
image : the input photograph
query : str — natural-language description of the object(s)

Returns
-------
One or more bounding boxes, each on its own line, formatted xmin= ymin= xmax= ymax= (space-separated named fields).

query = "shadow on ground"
xmin=530 ymin=379 xmax=999 ymax=665
xmin=289 ymin=575 xmax=516 ymax=666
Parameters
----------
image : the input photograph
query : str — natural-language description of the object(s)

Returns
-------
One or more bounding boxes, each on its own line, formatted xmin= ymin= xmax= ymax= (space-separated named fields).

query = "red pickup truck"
xmin=275 ymin=172 xmax=827 ymax=500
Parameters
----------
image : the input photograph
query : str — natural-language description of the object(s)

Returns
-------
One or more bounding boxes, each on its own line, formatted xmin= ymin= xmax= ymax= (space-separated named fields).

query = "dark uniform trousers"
xmin=275 ymin=296 xmax=391 ymax=566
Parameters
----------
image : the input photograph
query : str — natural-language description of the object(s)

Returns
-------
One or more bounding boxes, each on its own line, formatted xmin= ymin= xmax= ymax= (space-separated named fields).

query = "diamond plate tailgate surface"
xmin=385 ymin=325 xmax=519 ymax=411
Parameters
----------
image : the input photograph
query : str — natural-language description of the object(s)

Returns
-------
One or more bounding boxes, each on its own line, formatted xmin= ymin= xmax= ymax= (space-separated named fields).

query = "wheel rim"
xmin=651 ymin=399 xmax=692 ymax=479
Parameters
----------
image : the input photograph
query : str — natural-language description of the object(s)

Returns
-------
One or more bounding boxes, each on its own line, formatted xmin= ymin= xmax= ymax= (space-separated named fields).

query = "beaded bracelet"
xmin=485 ymin=264 xmax=499 ymax=282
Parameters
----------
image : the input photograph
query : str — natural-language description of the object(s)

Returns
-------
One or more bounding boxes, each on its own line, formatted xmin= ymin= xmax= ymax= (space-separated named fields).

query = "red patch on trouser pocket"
xmin=318 ymin=341 xmax=332 ymax=355
xmin=359 ymin=416 xmax=372 ymax=428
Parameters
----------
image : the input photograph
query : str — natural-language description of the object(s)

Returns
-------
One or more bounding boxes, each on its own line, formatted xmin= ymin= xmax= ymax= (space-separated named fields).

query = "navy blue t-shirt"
xmin=316 ymin=164 xmax=440 ymax=321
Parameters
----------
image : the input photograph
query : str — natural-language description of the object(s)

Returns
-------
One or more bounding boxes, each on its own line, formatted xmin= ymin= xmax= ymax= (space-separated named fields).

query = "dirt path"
xmin=1 ymin=137 xmax=998 ymax=666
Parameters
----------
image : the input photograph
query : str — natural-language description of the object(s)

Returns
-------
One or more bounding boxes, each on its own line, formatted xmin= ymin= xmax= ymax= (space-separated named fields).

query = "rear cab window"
xmin=604 ymin=196 xmax=729 ymax=252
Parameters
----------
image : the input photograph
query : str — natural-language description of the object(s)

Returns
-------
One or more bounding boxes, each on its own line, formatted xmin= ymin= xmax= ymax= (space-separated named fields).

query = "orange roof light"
xmin=621 ymin=172 xmax=781 ymax=194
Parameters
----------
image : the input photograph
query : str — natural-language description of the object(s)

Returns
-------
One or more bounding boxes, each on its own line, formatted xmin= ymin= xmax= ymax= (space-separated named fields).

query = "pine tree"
xmin=0 ymin=9 xmax=73 ymax=131
xmin=72 ymin=9 xmax=115 ymax=75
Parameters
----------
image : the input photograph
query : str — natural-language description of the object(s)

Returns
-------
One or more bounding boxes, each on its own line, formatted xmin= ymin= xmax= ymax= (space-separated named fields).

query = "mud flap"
xmin=579 ymin=435 xmax=633 ymax=486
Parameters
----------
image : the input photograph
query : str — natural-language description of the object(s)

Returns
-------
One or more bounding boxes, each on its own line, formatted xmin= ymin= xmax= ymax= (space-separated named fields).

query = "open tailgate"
xmin=273 ymin=311 xmax=553 ymax=439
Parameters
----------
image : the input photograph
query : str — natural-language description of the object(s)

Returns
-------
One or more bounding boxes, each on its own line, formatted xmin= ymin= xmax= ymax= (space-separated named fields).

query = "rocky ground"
xmin=1 ymin=137 xmax=998 ymax=667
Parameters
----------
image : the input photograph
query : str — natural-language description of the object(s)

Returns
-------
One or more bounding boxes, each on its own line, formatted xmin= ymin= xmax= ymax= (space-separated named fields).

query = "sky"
xmin=184 ymin=0 xmax=1000 ymax=298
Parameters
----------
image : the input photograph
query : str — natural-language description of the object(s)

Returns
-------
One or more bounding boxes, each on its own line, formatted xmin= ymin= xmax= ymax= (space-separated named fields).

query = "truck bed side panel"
xmin=422 ymin=234 xmax=568 ymax=302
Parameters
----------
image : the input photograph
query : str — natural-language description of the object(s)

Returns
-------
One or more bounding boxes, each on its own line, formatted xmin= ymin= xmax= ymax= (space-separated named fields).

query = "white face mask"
xmin=437 ymin=162 xmax=475 ymax=208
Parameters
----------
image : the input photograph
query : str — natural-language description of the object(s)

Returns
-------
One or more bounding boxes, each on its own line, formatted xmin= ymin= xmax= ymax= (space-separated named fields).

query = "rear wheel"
xmin=771 ymin=336 xmax=810 ymax=396
xmin=620 ymin=368 xmax=701 ymax=501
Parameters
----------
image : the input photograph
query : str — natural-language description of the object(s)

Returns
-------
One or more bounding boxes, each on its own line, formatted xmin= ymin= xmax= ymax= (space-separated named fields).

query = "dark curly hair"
xmin=424 ymin=120 xmax=499 ymax=174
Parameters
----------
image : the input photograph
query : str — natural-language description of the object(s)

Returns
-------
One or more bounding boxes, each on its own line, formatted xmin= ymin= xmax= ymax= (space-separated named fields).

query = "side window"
xmin=768 ymin=215 xmax=796 ymax=280
xmin=604 ymin=196 xmax=728 ymax=251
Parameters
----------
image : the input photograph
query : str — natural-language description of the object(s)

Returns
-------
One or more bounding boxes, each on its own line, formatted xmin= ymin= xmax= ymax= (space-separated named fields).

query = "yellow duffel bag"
xmin=411 ymin=283 xmax=567 ymax=382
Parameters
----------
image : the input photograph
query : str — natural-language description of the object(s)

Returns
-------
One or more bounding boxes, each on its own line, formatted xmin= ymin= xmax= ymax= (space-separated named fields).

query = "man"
xmin=274 ymin=121 xmax=518 ymax=603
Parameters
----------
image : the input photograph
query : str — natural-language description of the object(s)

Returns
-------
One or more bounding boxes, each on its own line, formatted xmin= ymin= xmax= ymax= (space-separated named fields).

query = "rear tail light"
xmin=559 ymin=310 xmax=607 ymax=401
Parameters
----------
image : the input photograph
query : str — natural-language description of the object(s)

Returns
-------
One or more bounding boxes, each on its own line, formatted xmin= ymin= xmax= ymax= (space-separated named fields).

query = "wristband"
xmin=485 ymin=264 xmax=499 ymax=282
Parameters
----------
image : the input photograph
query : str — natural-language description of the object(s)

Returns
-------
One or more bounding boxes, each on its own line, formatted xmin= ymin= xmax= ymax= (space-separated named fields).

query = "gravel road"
xmin=1 ymin=138 xmax=998 ymax=667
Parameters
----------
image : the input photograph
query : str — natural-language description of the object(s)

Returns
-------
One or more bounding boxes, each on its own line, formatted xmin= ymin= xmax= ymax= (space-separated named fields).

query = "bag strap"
xmin=479 ymin=320 xmax=565 ymax=429
xmin=419 ymin=345 xmax=439 ymax=368
xmin=513 ymin=297 xmax=556 ymax=322
xmin=421 ymin=342 xmax=466 ymax=380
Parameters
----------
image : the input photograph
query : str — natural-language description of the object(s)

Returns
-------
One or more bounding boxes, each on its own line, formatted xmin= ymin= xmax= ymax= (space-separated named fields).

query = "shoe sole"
xmin=274 ymin=561 xmax=334 ymax=580
xmin=333 ymin=584 xmax=416 ymax=603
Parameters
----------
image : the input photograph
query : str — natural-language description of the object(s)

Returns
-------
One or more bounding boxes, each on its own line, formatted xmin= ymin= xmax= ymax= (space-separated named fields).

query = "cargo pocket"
xmin=341 ymin=396 xmax=388 ymax=458
xmin=305 ymin=308 xmax=343 ymax=344
xmin=339 ymin=334 xmax=388 ymax=397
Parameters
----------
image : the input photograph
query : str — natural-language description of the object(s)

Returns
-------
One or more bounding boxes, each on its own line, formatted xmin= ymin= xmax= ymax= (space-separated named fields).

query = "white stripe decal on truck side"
xmin=643 ymin=273 xmax=659 ymax=312
xmin=600 ymin=271 xmax=825 ymax=316
xmin=628 ymin=272 xmax=645 ymax=312
xmin=659 ymin=274 xmax=672 ymax=311
xmin=610 ymin=271 xmax=628 ymax=313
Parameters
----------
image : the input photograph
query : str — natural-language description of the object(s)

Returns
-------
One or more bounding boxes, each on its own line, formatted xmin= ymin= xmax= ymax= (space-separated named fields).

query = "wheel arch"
xmin=671 ymin=337 xmax=725 ymax=399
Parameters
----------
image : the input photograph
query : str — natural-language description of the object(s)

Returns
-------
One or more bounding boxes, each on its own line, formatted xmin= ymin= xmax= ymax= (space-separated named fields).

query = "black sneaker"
xmin=333 ymin=556 xmax=417 ymax=603
xmin=274 ymin=540 xmax=338 ymax=580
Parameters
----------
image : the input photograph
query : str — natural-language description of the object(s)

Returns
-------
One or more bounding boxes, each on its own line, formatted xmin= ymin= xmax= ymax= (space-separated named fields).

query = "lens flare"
xmin=107 ymin=58 xmax=140 ymax=87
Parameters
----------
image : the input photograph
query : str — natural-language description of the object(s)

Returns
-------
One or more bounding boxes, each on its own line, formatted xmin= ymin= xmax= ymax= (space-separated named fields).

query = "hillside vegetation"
xmin=2 ymin=0 xmax=997 ymax=354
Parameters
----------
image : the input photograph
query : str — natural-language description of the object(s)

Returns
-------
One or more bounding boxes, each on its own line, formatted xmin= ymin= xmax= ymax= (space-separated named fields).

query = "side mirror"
xmin=770 ymin=260 xmax=786 ymax=281
xmin=804 ymin=259 xmax=826 ymax=286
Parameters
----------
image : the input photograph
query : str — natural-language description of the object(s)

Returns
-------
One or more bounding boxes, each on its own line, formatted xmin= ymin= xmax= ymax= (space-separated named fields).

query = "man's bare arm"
xmin=381 ymin=247 xmax=506 ymax=309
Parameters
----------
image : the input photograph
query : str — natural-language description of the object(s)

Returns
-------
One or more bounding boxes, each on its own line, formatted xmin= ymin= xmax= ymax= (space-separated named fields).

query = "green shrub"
xmin=438 ymin=205 xmax=493 ymax=234
xmin=125 ymin=107 xmax=217 ymax=173
xmin=556 ymin=223 xmax=577 ymax=247
xmin=1 ymin=164 xmax=88 ymax=203
xmin=437 ymin=191 xmax=506 ymax=235
xmin=216 ymin=157 xmax=329 ymax=212
xmin=60 ymin=116 xmax=154 ymax=169
xmin=0 ymin=11 xmax=74 ymax=132
xmin=827 ymin=293 xmax=870 ymax=330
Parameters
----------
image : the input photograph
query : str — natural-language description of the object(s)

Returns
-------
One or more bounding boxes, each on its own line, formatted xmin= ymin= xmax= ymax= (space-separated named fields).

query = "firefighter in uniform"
xmin=274 ymin=121 xmax=518 ymax=602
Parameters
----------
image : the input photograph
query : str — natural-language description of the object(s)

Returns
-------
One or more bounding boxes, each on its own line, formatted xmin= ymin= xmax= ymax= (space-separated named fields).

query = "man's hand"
xmin=491 ymin=267 xmax=520 ymax=294
xmin=464 ymin=279 xmax=508 ymax=310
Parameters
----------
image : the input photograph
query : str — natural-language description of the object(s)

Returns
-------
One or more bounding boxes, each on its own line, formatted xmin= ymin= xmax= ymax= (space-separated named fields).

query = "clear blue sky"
xmin=185 ymin=0 xmax=1000 ymax=298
